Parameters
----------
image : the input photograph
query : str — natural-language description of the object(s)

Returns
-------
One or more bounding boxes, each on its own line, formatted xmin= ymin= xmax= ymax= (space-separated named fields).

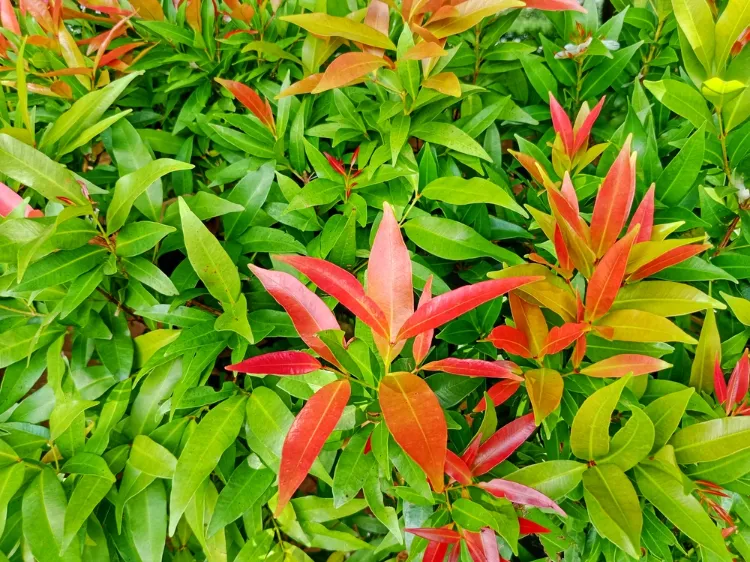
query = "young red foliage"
xmin=424 ymin=540 xmax=451 ymax=562
xmin=519 ymin=518 xmax=550 ymax=535
xmin=509 ymin=292 xmax=548 ymax=357
xmin=215 ymin=78 xmax=275 ymax=133
xmin=379 ymin=372 xmax=447 ymax=492
xmin=444 ymin=449 xmax=473 ymax=485
xmin=580 ymin=354 xmax=671 ymax=378
xmin=461 ymin=434 xmax=482 ymax=466
xmin=226 ymin=351 xmax=322 ymax=375
xmin=396 ymin=277 xmax=543 ymax=341
xmin=628 ymin=185 xmax=655 ymax=243
xmin=485 ymin=325 xmax=531 ymax=358
xmin=479 ymin=479 xmax=566 ymax=516
xmin=406 ymin=527 xmax=461 ymax=543
xmin=480 ymin=528 xmax=502 ymax=562
xmin=422 ymin=358 xmax=522 ymax=380
xmin=523 ymin=0 xmax=586 ymax=13
xmin=471 ymin=413 xmax=536 ymax=476
xmin=539 ymin=322 xmax=589 ymax=357
xmin=726 ymin=349 xmax=749 ymax=414
xmin=276 ymin=379 xmax=351 ymax=514
xmin=0 ymin=183 xmax=43 ymax=218
xmin=474 ymin=380 xmax=522 ymax=412
xmin=549 ymin=93 xmax=575 ymax=156
xmin=462 ymin=531 xmax=487 ymax=562
xmin=715 ymin=355 xmax=728 ymax=404
xmin=275 ymin=254 xmax=390 ymax=338
xmin=412 ymin=277 xmax=434 ymax=365
xmin=1 ymin=0 xmax=21 ymax=34
xmin=585 ymin=227 xmax=639 ymax=321
xmin=571 ymin=96 xmax=605 ymax=154
xmin=628 ymin=243 xmax=711 ymax=281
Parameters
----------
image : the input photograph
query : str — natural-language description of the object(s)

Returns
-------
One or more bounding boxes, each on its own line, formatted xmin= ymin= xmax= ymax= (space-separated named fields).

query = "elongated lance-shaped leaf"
xmin=227 ymin=351 xmax=322 ymax=375
xmin=523 ymin=0 xmax=587 ymax=13
xmin=726 ymin=349 xmax=749 ymax=413
xmin=413 ymin=277 xmax=434 ymax=365
xmin=628 ymin=185 xmax=655 ymax=243
xmin=570 ymin=376 xmax=630 ymax=461
xmin=0 ymin=182 xmax=42 ymax=217
xmin=486 ymin=325 xmax=532 ymax=358
xmin=549 ymin=93 xmax=574 ymax=156
xmin=379 ymin=372 xmax=447 ymax=492
xmin=474 ymin=380 xmax=521 ymax=412
xmin=628 ymin=243 xmax=711 ymax=281
xmin=580 ymin=354 xmax=671 ymax=378
xmin=509 ymin=291 xmax=548 ymax=357
xmin=586 ymin=227 xmax=640 ymax=321
xmin=444 ymin=450 xmax=473 ymax=485
xmin=216 ymin=78 xmax=275 ymax=132
xmin=472 ymin=413 xmax=536 ymax=476
xmin=572 ymin=95 xmax=605 ymax=153
xmin=422 ymin=358 xmax=522 ymax=379
xmin=313 ymin=52 xmax=389 ymax=93
xmin=405 ymin=527 xmax=461 ymax=543
xmin=277 ymin=379 xmax=350 ymax=514
xmin=538 ymin=323 xmax=588 ymax=357
xmin=479 ymin=479 xmax=565 ymax=516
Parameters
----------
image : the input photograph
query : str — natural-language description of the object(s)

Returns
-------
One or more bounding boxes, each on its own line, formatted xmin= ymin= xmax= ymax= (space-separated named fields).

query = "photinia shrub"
xmin=2 ymin=0 xmax=750 ymax=560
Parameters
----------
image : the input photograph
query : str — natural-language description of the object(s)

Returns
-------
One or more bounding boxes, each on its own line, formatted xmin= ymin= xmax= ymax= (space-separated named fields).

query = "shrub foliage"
xmin=1 ymin=0 xmax=750 ymax=560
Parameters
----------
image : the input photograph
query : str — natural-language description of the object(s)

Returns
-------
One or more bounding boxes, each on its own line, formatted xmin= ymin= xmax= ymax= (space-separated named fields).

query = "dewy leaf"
xmin=421 ymin=177 xmax=528 ymax=217
xmin=282 ymin=13 xmax=396 ymax=49
xmin=179 ymin=197 xmax=241 ymax=305
xmin=169 ymin=395 xmax=247 ymax=535
xmin=570 ymin=376 xmax=630 ymax=461
xmin=379 ymin=373 xmax=447 ymax=492
xmin=107 ymin=159 xmax=193 ymax=234
xmin=583 ymin=465 xmax=642 ymax=559
xmin=277 ymin=379 xmax=351 ymax=514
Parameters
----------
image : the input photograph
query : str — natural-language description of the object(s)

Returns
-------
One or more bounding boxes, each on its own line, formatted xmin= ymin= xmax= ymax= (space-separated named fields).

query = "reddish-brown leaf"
xmin=362 ymin=0 xmax=389 ymax=56
xmin=413 ymin=277 xmax=434 ymax=365
xmin=422 ymin=358 xmax=522 ymax=380
xmin=518 ymin=518 xmax=550 ymax=535
xmin=226 ymin=351 xmax=322 ymax=375
xmin=444 ymin=449 xmax=473 ymax=485
xmin=248 ymin=264 xmax=340 ymax=365
xmin=0 ymin=183 xmax=42 ymax=218
xmin=486 ymin=325 xmax=531 ymax=358
xmin=523 ymin=0 xmax=586 ymax=13
xmin=539 ymin=323 xmax=589 ymax=357
xmin=397 ymin=277 xmax=542 ymax=341
xmin=277 ymin=379 xmax=351 ymax=514
xmin=549 ymin=93 xmax=574 ymax=156
xmin=727 ymin=349 xmax=749 ymax=413
xmin=590 ymin=137 xmax=635 ymax=257
xmin=216 ymin=78 xmax=275 ymax=132
xmin=276 ymin=254 xmax=389 ymax=338
xmin=368 ymin=203 xmax=414 ymax=358
xmin=585 ymin=227 xmax=639 ymax=321
xmin=714 ymin=355 xmax=728 ymax=404
xmin=628 ymin=184 xmax=655 ymax=243
xmin=580 ymin=354 xmax=671 ymax=378
xmin=474 ymin=380 xmax=521 ymax=412
xmin=572 ymin=96 xmax=605 ymax=153
xmin=509 ymin=292 xmax=548 ymax=357
xmin=479 ymin=479 xmax=566 ymax=516
xmin=406 ymin=527 xmax=461 ymax=544
xmin=628 ymin=244 xmax=711 ymax=281
xmin=471 ymin=413 xmax=536 ymax=476
xmin=380 ymin=373 xmax=447 ymax=492
xmin=312 ymin=52 xmax=388 ymax=93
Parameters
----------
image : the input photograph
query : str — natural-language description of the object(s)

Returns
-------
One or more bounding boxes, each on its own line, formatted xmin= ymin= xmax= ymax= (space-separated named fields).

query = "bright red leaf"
xmin=422 ymin=358 xmax=522 ymax=380
xmin=715 ymin=355 xmax=728 ymax=404
xmin=277 ymin=379 xmax=351 ymax=514
xmin=413 ymin=277 xmax=434 ymax=365
xmin=379 ymin=372 xmax=447 ymax=492
xmin=462 ymin=531 xmax=487 ymax=562
xmin=628 ymin=184 xmax=655 ymax=243
xmin=539 ymin=322 xmax=589 ymax=357
xmin=474 ymin=380 xmax=521 ymax=412
xmin=0 ymin=183 xmax=42 ymax=218
xmin=519 ymin=518 xmax=550 ymax=535
xmin=486 ymin=325 xmax=531 ymax=358
xmin=444 ymin=449 xmax=473 ymax=485
xmin=1 ymin=0 xmax=21 ymax=34
xmin=461 ymin=434 xmax=482 ymax=466
xmin=549 ymin=93 xmax=574 ymax=156
xmin=471 ymin=413 xmax=536 ymax=476
xmin=226 ymin=351 xmax=322 ymax=375
xmin=628 ymin=243 xmax=711 ymax=281
xmin=572 ymin=96 xmax=605 ymax=154
xmin=479 ymin=479 xmax=566 ymax=516
xmin=424 ymin=540 xmax=451 ymax=562
xmin=406 ymin=527 xmax=461 ymax=544
xmin=585 ymin=227 xmax=639 ymax=321
xmin=726 ymin=349 xmax=749 ymax=413
xmin=216 ymin=78 xmax=275 ymax=133
xmin=523 ymin=0 xmax=586 ymax=13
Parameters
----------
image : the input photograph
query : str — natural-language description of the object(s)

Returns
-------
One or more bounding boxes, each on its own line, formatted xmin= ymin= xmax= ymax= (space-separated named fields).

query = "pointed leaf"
xmin=586 ymin=228 xmax=639 ymax=321
xmin=422 ymin=358 xmax=522 ymax=379
xmin=580 ymin=354 xmax=671 ymax=378
xmin=227 ymin=351 xmax=322 ymax=375
xmin=472 ymin=413 xmax=536 ymax=476
xmin=479 ymin=479 xmax=565 ymax=515
xmin=570 ymin=376 xmax=630 ymax=460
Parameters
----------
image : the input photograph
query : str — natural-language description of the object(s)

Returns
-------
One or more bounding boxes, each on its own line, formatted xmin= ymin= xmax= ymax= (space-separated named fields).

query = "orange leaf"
xmin=628 ymin=244 xmax=710 ymax=281
xmin=509 ymin=292 xmax=548 ymax=357
xmin=277 ymin=74 xmax=323 ymax=99
xmin=368 ymin=203 xmax=414 ymax=358
xmin=185 ymin=0 xmax=201 ymax=32
xmin=380 ymin=372 xmax=447 ymax=492
xmin=549 ymin=93 xmax=574 ymax=156
xmin=462 ymin=531 xmax=487 ymax=562
xmin=628 ymin=184 xmax=655 ymax=243
xmin=422 ymin=72 xmax=462 ymax=97
xmin=590 ymin=136 xmax=636 ymax=257
xmin=403 ymin=41 xmax=448 ymax=60
xmin=413 ymin=277 xmax=434 ymax=365
xmin=425 ymin=0 xmax=525 ymax=39
xmin=216 ymin=78 xmax=275 ymax=133
xmin=486 ymin=325 xmax=531 ymax=358
xmin=276 ymin=255 xmax=389 ymax=339
xmin=277 ymin=379 xmax=351 ymax=514
xmin=248 ymin=265 xmax=340 ymax=365
xmin=509 ymin=150 xmax=545 ymax=184
xmin=471 ymin=413 xmax=536 ymax=475
xmin=580 ymin=354 xmax=671 ymax=378
xmin=539 ymin=322 xmax=589 ymax=357
xmin=474 ymin=380 xmax=521 ymax=412
xmin=523 ymin=0 xmax=586 ymax=13
xmin=98 ymin=42 xmax=144 ymax=68
xmin=1 ymin=0 xmax=21 ymax=34
xmin=422 ymin=358 xmax=522 ymax=379
xmin=398 ymin=276 xmax=543 ymax=341
xmin=363 ymin=0 xmax=389 ymax=56
xmin=226 ymin=351 xmax=322 ymax=375
xmin=585 ymin=227 xmax=639 ymax=322
xmin=312 ymin=52 xmax=388 ymax=94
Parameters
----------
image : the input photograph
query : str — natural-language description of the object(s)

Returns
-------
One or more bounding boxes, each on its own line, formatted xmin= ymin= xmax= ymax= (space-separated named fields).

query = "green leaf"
xmin=207 ymin=462 xmax=274 ymax=537
xmin=404 ymin=216 xmax=524 ymax=264
xmin=126 ymin=480 xmax=167 ymax=562
xmin=644 ymin=388 xmax=694 ymax=453
xmin=129 ymin=435 xmax=178 ymax=479
xmin=238 ymin=226 xmax=306 ymax=254
xmin=504 ymin=460 xmax=587 ymax=500
xmin=655 ymin=125 xmax=705 ymax=205
xmin=570 ymin=376 xmax=631 ymax=461
xmin=583 ymin=465 xmax=642 ymax=559
xmin=670 ymin=417 xmax=750 ymax=464
xmin=720 ymin=292 xmax=750 ymax=325
xmin=332 ymin=427 xmax=376 ymax=508
xmin=421 ymin=176 xmax=528 ymax=217
xmin=599 ymin=406 xmax=654 ymax=472
xmin=451 ymin=498 xmax=496 ymax=532
xmin=62 ymin=474 xmax=113 ymax=552
xmin=122 ymin=257 xmax=179 ymax=296
xmin=580 ymin=41 xmax=643 ymax=99
xmin=519 ymin=55 xmax=557 ymax=102
xmin=178 ymin=197 xmax=241 ymax=305
xmin=287 ymin=179 xmax=344 ymax=212
xmin=14 ymin=245 xmax=106 ymax=293
xmin=223 ymin=163 xmax=275 ymax=240
xmin=672 ymin=0 xmax=715 ymax=73
xmin=644 ymin=79 xmax=717 ymax=133
xmin=390 ymin=113 xmax=411 ymax=165
xmin=215 ymin=293 xmax=253 ymax=343
xmin=115 ymin=222 xmax=176 ymax=257
xmin=411 ymin=123 xmax=491 ymax=161
xmin=689 ymin=306 xmax=720 ymax=393
xmin=107 ymin=159 xmax=193 ymax=234
xmin=281 ymin=13 xmax=396 ymax=50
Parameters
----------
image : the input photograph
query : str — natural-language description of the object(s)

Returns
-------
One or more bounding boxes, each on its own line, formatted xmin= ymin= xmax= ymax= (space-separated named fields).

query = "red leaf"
xmin=628 ymin=244 xmax=710 ymax=281
xmin=226 ymin=351 xmax=322 ymax=375
xmin=445 ymin=449 xmax=473 ymax=485
xmin=508 ymin=150 xmax=545 ymax=184
xmin=590 ymin=137 xmax=635 ymax=257
xmin=368 ymin=203 xmax=414 ymax=358
xmin=554 ymin=226 xmax=573 ymax=273
xmin=380 ymin=373 xmax=447 ymax=492
xmin=585 ymin=227 xmax=639 ymax=321
xmin=413 ymin=277 xmax=434 ymax=365
xmin=714 ymin=355 xmax=728 ymax=404
xmin=560 ymin=172 xmax=579 ymax=215
xmin=509 ymin=292 xmax=548 ymax=357
xmin=397 ymin=277 xmax=543 ymax=341
xmin=312 ymin=52 xmax=388 ymax=93
xmin=406 ymin=527 xmax=461 ymax=544
xmin=572 ymin=96 xmax=605 ymax=154
xmin=474 ymin=380 xmax=521 ymax=412
xmin=424 ymin=540 xmax=451 ymax=562
xmin=547 ymin=179 xmax=586 ymax=239
xmin=0 ymin=182 xmax=42 ymax=218
xmin=462 ymin=531 xmax=487 ymax=562
xmin=580 ymin=354 xmax=671 ymax=378
xmin=422 ymin=358 xmax=522 ymax=380
xmin=1 ymin=0 xmax=21 ymax=34
xmin=461 ymin=434 xmax=481 ymax=466
xmin=99 ymin=42 xmax=143 ymax=68
xmin=277 ymin=379 xmax=351 ymax=514
xmin=539 ymin=322 xmax=589 ymax=357
xmin=479 ymin=479 xmax=566 ymax=516
xmin=486 ymin=325 xmax=531 ymax=358
xmin=480 ymin=528 xmax=501 ymax=562
xmin=276 ymin=255 xmax=389 ymax=339
xmin=216 ymin=78 xmax=275 ymax=132
xmin=324 ymin=152 xmax=347 ymax=176
xmin=518 ymin=518 xmax=550 ymax=535
xmin=471 ymin=413 xmax=536 ymax=476
xmin=248 ymin=264 xmax=340 ymax=365
xmin=549 ymin=93 xmax=574 ymax=156
xmin=523 ymin=0 xmax=586 ymax=13
xmin=727 ymin=349 xmax=749 ymax=413
xmin=628 ymin=184 xmax=655 ymax=243
xmin=93 ymin=15 xmax=131 ymax=70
